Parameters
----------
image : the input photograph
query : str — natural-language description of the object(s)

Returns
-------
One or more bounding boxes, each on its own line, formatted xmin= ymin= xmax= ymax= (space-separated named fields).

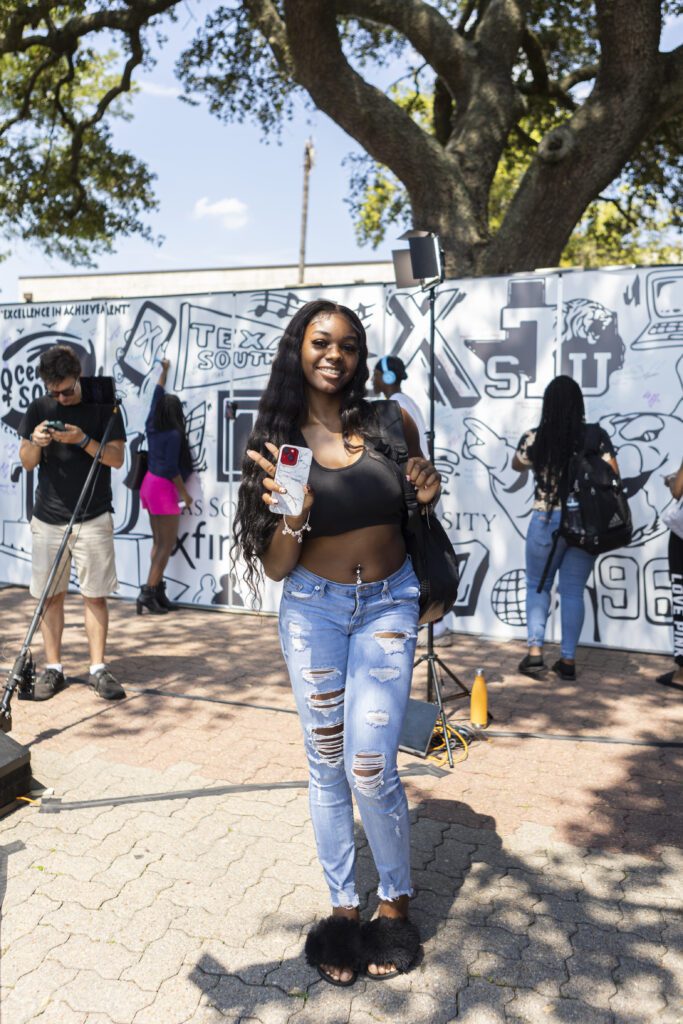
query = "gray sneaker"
xmin=33 ymin=668 xmax=65 ymax=701
xmin=88 ymin=668 xmax=125 ymax=701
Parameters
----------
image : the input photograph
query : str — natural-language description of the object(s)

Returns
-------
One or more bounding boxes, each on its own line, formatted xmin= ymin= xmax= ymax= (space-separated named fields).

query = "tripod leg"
xmin=429 ymin=659 xmax=454 ymax=768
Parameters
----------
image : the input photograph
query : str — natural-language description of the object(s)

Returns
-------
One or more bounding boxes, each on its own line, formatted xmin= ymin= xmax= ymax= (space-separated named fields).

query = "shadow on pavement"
xmin=183 ymin=797 xmax=678 ymax=1024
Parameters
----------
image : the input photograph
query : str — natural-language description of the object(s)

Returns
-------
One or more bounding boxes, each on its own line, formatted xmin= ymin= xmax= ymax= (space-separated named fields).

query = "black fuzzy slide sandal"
xmin=361 ymin=917 xmax=421 ymax=979
xmin=304 ymin=915 xmax=362 ymax=987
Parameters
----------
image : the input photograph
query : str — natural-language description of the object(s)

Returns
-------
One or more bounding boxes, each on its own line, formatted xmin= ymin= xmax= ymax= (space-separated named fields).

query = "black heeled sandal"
xmin=361 ymin=916 xmax=421 ymax=980
xmin=304 ymin=915 xmax=361 ymax=987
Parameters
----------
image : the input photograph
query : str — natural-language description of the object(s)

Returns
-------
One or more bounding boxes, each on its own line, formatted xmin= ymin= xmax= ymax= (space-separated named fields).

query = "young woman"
xmin=512 ymin=375 xmax=619 ymax=680
xmin=233 ymin=300 xmax=441 ymax=986
xmin=658 ymin=462 xmax=683 ymax=687
xmin=137 ymin=359 xmax=194 ymax=614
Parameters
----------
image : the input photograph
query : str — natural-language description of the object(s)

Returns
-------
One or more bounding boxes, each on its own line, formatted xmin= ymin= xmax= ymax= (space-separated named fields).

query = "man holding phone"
xmin=18 ymin=344 xmax=127 ymax=701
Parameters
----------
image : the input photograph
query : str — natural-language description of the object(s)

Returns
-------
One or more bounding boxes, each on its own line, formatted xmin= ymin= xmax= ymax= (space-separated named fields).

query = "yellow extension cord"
xmin=427 ymin=721 xmax=470 ymax=766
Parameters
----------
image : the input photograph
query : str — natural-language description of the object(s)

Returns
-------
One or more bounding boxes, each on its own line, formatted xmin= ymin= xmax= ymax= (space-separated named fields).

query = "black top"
xmin=516 ymin=422 xmax=616 ymax=511
xmin=295 ymin=431 xmax=405 ymax=539
xmin=19 ymin=395 xmax=126 ymax=525
xmin=145 ymin=385 xmax=192 ymax=481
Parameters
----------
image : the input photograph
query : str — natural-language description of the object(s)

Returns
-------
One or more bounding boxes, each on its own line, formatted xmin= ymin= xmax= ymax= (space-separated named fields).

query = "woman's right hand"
xmin=246 ymin=442 xmax=314 ymax=517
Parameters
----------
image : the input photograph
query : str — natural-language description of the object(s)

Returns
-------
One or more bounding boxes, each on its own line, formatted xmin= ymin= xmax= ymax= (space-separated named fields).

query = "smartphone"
xmin=270 ymin=444 xmax=313 ymax=517
xmin=45 ymin=420 xmax=66 ymax=432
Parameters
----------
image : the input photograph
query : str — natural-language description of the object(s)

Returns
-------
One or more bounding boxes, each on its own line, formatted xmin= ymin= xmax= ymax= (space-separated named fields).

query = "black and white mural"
xmin=1 ymin=266 xmax=681 ymax=655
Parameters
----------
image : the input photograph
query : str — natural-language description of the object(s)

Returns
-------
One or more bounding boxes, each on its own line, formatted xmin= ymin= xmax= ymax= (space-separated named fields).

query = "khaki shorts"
xmin=30 ymin=512 xmax=118 ymax=599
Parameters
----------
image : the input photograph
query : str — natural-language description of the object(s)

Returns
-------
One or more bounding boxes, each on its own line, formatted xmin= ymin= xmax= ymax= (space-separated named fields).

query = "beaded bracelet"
xmin=281 ymin=512 xmax=312 ymax=543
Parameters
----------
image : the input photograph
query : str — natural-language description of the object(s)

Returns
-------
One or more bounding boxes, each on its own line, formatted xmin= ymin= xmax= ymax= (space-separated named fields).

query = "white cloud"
xmin=138 ymin=81 xmax=182 ymax=99
xmin=193 ymin=196 xmax=249 ymax=231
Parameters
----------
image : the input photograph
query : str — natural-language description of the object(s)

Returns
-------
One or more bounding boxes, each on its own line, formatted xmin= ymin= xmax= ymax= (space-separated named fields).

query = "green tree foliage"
xmin=177 ymin=1 xmax=683 ymax=276
xmin=345 ymin=86 xmax=682 ymax=266
xmin=0 ymin=2 xmax=681 ymax=275
xmin=0 ymin=1 xmax=178 ymax=264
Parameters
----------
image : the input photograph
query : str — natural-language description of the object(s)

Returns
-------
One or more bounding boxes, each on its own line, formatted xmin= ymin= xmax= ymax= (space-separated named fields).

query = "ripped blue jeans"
xmin=279 ymin=557 xmax=419 ymax=908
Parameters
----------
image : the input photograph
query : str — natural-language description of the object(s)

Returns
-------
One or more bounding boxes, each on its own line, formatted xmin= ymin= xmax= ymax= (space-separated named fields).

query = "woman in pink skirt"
xmin=138 ymin=359 xmax=194 ymax=614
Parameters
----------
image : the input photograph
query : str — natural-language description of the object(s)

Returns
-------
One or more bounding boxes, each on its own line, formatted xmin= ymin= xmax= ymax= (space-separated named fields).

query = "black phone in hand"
xmin=45 ymin=420 xmax=66 ymax=432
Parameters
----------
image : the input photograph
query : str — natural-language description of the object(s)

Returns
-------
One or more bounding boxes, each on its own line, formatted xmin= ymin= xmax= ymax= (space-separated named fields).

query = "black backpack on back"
xmin=537 ymin=424 xmax=632 ymax=592
xmin=560 ymin=424 xmax=632 ymax=555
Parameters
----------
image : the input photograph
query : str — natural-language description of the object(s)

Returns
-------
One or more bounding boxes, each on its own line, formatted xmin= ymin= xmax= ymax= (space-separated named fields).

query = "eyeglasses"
xmin=46 ymin=382 xmax=78 ymax=398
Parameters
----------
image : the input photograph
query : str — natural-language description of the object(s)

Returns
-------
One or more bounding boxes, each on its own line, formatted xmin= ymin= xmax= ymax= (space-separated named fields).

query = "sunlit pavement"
xmin=0 ymin=585 xmax=681 ymax=1023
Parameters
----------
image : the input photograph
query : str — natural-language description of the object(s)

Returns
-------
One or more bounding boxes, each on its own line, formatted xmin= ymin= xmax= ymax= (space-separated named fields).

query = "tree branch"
xmin=334 ymin=0 xmax=473 ymax=104
xmin=521 ymin=26 xmax=548 ymax=93
xmin=0 ymin=1 xmax=182 ymax=55
xmin=242 ymin=0 xmax=292 ymax=72
xmin=444 ymin=0 xmax=528 ymax=194
xmin=655 ymin=44 xmax=683 ymax=123
xmin=485 ymin=0 xmax=664 ymax=273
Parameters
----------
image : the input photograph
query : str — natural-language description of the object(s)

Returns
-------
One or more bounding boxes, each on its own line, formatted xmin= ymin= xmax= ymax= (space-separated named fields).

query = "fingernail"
xmin=271 ymin=497 xmax=278 ymax=505
xmin=280 ymin=487 xmax=287 ymax=494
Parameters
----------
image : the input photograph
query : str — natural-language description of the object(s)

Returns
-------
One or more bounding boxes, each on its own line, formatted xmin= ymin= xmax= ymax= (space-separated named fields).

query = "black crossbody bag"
xmin=123 ymin=439 xmax=148 ymax=491
xmin=369 ymin=401 xmax=460 ymax=624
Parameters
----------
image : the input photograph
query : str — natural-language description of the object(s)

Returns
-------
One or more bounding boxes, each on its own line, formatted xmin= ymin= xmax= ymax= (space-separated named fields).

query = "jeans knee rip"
xmin=369 ymin=667 xmax=401 ymax=683
xmin=366 ymin=709 xmax=389 ymax=728
xmin=373 ymin=631 xmax=409 ymax=655
xmin=307 ymin=688 xmax=344 ymax=716
xmin=302 ymin=666 xmax=342 ymax=685
xmin=352 ymin=751 xmax=386 ymax=797
xmin=309 ymin=721 xmax=344 ymax=768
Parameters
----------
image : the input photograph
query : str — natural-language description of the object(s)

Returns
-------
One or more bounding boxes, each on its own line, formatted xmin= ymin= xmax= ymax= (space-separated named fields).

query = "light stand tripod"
xmin=393 ymin=233 xmax=470 ymax=768
xmin=1 ymin=381 xmax=121 ymax=733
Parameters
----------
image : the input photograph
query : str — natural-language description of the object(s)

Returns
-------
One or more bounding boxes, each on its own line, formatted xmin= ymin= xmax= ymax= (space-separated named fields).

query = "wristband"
xmin=77 ymin=434 xmax=91 ymax=449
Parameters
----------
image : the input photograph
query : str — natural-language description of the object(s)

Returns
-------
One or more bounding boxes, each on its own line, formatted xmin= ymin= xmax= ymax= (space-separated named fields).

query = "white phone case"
xmin=270 ymin=444 xmax=313 ymax=517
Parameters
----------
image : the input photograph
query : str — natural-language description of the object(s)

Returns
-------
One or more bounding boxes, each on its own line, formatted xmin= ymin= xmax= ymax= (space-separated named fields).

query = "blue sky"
xmin=0 ymin=2 xmax=680 ymax=302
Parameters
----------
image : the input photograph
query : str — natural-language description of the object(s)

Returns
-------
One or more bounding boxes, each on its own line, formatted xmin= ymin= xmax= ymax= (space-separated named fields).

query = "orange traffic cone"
xmin=470 ymin=667 xmax=488 ymax=727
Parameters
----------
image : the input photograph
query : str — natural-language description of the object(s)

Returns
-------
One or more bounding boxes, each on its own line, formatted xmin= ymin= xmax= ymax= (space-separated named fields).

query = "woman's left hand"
xmin=406 ymin=456 xmax=441 ymax=505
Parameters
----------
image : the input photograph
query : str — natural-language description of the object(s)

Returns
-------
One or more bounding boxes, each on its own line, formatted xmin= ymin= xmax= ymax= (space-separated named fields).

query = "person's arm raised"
xmin=246 ymin=442 xmax=314 ymax=581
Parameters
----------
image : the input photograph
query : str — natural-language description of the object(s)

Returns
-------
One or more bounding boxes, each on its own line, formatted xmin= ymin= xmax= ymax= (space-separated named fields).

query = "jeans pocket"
xmin=387 ymin=574 xmax=420 ymax=606
xmin=283 ymin=579 xmax=321 ymax=602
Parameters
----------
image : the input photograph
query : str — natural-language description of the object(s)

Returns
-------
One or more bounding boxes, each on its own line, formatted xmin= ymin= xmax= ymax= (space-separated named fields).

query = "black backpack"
xmin=538 ymin=424 xmax=632 ymax=591
xmin=368 ymin=401 xmax=460 ymax=623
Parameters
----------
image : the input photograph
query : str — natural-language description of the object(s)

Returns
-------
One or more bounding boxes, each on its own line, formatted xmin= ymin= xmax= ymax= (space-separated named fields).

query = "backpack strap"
xmin=367 ymin=400 xmax=409 ymax=464
xmin=367 ymin=400 xmax=419 ymax=519
xmin=581 ymin=423 xmax=602 ymax=455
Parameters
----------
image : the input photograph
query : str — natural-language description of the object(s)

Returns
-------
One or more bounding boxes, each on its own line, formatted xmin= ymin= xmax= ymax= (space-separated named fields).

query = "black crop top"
xmin=296 ymin=440 xmax=405 ymax=539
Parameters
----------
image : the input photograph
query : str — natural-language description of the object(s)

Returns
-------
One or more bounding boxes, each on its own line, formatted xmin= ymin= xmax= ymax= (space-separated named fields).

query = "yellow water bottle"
xmin=470 ymin=667 xmax=488 ymax=727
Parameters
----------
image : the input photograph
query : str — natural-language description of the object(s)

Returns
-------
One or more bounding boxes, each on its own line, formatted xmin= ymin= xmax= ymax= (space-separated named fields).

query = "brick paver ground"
xmin=0 ymin=585 xmax=681 ymax=1023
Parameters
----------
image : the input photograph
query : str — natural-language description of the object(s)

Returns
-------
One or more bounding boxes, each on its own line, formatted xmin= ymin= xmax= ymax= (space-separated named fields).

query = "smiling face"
xmin=300 ymin=313 xmax=360 ymax=395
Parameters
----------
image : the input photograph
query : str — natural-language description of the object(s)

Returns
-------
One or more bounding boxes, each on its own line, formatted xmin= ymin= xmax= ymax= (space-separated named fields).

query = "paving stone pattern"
xmin=0 ymin=587 xmax=681 ymax=1023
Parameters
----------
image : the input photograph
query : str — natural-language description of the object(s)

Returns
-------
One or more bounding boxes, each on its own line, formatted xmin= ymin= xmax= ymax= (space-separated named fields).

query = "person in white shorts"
xmin=373 ymin=355 xmax=453 ymax=647
xmin=18 ymin=345 xmax=127 ymax=701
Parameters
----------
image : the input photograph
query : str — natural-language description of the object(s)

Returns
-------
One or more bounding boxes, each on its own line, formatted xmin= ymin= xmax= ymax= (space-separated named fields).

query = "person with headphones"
xmin=372 ymin=356 xmax=428 ymax=458
xmin=372 ymin=355 xmax=453 ymax=648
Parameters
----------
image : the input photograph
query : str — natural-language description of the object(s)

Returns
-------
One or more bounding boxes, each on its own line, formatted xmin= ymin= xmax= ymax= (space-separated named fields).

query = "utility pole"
xmin=298 ymin=138 xmax=315 ymax=285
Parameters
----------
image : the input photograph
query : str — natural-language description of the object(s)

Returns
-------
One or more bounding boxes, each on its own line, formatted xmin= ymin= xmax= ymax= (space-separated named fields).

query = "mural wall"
xmin=1 ymin=266 xmax=681 ymax=654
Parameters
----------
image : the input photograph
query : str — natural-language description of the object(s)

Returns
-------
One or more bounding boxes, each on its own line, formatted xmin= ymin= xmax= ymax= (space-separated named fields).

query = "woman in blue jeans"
xmin=512 ymin=376 xmax=619 ymax=680
xmin=233 ymin=300 xmax=441 ymax=986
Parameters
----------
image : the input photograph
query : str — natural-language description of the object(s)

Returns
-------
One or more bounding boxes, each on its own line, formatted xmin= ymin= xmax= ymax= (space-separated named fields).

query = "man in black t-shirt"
xmin=18 ymin=345 xmax=127 ymax=701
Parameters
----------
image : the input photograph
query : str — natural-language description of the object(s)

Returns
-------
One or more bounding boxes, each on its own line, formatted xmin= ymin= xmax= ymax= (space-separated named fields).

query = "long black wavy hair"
xmin=233 ymin=299 xmax=371 ymax=601
xmin=532 ymin=375 xmax=586 ymax=504
xmin=153 ymin=393 xmax=194 ymax=476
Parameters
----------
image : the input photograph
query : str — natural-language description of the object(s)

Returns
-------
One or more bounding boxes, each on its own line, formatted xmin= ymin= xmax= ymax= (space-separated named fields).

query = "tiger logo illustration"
xmin=557 ymin=298 xmax=625 ymax=394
